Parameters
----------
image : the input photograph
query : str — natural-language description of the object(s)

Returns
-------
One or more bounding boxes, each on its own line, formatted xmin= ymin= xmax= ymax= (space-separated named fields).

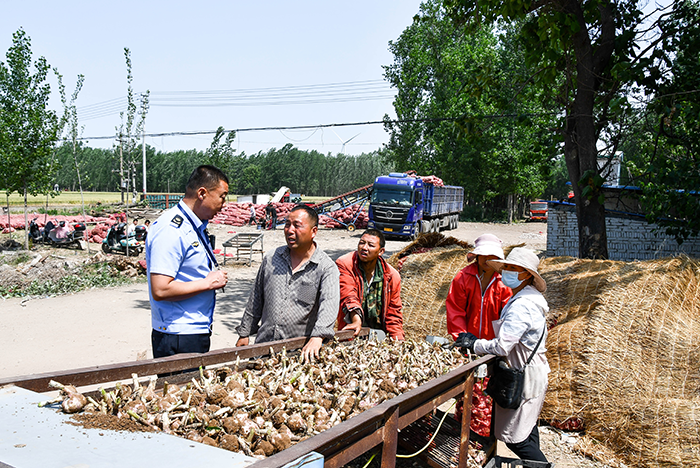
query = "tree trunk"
xmin=561 ymin=0 xmax=614 ymax=259
xmin=507 ymin=193 xmax=514 ymax=223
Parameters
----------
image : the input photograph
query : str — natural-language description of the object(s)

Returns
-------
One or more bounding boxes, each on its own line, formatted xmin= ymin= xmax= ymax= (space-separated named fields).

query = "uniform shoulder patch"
xmin=171 ymin=215 xmax=183 ymax=227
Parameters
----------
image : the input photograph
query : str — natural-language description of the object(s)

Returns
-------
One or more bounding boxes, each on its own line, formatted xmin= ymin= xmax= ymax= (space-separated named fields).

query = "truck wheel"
xmin=422 ymin=221 xmax=431 ymax=233
xmin=101 ymin=243 xmax=111 ymax=254
xmin=347 ymin=223 xmax=356 ymax=232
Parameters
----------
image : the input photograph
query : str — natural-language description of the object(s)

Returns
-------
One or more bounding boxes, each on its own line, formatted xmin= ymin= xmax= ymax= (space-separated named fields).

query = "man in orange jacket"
xmin=336 ymin=229 xmax=404 ymax=340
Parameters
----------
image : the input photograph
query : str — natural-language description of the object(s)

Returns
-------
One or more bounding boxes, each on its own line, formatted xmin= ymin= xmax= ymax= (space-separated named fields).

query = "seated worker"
xmin=336 ymin=229 xmax=404 ymax=340
xmin=236 ymin=204 xmax=340 ymax=362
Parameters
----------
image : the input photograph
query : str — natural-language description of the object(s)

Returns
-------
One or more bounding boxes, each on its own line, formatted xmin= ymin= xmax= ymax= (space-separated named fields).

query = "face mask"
xmin=501 ymin=270 xmax=524 ymax=289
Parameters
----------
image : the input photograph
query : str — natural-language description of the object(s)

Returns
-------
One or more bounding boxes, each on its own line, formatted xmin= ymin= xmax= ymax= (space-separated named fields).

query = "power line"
xmin=76 ymin=80 xmax=395 ymax=120
xmin=72 ymin=113 xmax=555 ymax=142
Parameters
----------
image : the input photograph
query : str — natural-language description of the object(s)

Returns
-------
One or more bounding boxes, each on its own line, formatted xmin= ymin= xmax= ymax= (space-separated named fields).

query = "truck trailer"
xmin=367 ymin=172 xmax=464 ymax=239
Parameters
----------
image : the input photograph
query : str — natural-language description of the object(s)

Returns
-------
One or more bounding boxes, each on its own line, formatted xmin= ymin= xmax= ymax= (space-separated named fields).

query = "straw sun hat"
xmin=487 ymin=247 xmax=547 ymax=292
xmin=467 ymin=233 xmax=505 ymax=261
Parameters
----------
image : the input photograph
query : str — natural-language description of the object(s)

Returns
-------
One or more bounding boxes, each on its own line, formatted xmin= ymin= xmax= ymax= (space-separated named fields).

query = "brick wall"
xmin=546 ymin=204 xmax=700 ymax=260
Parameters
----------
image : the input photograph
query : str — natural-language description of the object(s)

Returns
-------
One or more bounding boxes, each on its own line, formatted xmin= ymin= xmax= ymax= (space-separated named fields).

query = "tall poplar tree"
xmin=0 ymin=28 xmax=65 ymax=249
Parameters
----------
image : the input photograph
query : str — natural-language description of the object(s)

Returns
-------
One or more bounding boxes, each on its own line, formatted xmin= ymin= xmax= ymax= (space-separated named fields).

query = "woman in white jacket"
xmin=459 ymin=247 xmax=550 ymax=463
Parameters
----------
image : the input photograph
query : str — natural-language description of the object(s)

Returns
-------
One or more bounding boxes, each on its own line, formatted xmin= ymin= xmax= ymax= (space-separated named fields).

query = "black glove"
xmin=455 ymin=332 xmax=478 ymax=353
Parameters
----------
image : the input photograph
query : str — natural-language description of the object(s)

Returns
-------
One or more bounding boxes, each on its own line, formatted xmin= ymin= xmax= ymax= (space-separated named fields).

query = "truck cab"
xmin=529 ymin=201 xmax=548 ymax=221
xmin=368 ymin=173 xmax=424 ymax=238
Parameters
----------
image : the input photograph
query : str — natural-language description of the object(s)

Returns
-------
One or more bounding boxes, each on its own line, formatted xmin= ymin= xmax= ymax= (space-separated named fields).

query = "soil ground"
xmin=0 ymin=220 xmax=611 ymax=467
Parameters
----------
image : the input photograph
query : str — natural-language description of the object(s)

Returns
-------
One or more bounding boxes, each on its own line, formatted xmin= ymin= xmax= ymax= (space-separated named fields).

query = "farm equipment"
xmin=0 ymin=330 xmax=498 ymax=468
xmin=222 ymin=232 xmax=264 ymax=266
xmin=368 ymin=172 xmax=464 ymax=239
xmin=310 ymin=184 xmax=373 ymax=231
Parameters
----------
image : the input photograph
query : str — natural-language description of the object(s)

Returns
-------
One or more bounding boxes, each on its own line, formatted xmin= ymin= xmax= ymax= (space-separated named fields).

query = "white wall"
xmin=546 ymin=204 xmax=700 ymax=260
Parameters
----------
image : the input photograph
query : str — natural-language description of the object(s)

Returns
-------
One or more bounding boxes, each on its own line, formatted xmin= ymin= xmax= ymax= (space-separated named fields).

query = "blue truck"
xmin=367 ymin=172 xmax=464 ymax=239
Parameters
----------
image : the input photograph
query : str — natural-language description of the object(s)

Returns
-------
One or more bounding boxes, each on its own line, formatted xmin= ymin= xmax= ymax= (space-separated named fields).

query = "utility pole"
xmin=119 ymin=134 xmax=125 ymax=203
xmin=142 ymin=127 xmax=147 ymax=201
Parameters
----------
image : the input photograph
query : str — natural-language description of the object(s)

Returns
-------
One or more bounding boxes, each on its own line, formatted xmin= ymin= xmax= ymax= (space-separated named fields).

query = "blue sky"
xmin=1 ymin=1 xmax=424 ymax=155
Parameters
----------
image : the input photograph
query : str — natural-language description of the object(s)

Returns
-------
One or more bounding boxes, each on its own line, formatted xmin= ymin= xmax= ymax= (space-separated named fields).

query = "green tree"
xmin=205 ymin=126 xmax=237 ymax=177
xmin=115 ymin=47 xmax=149 ymax=202
xmin=623 ymin=1 xmax=700 ymax=243
xmin=0 ymin=28 xmax=66 ymax=248
xmin=383 ymin=1 xmax=557 ymax=222
xmin=443 ymin=0 xmax=698 ymax=257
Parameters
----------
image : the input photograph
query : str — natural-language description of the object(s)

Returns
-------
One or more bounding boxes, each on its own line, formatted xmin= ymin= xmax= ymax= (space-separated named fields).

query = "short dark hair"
xmin=185 ymin=165 xmax=229 ymax=195
xmin=362 ymin=228 xmax=385 ymax=248
xmin=289 ymin=204 xmax=318 ymax=228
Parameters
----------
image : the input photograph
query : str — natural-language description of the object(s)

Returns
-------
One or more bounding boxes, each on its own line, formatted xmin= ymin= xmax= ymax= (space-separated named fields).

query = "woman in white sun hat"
xmin=446 ymin=234 xmax=512 ymax=435
xmin=458 ymin=247 xmax=550 ymax=463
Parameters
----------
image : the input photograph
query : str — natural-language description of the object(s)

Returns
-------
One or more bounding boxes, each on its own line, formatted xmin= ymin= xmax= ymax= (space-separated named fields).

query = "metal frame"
xmin=251 ymin=355 xmax=496 ymax=468
xmin=311 ymin=184 xmax=373 ymax=231
xmin=0 ymin=330 xmax=496 ymax=468
xmin=222 ymin=232 xmax=264 ymax=266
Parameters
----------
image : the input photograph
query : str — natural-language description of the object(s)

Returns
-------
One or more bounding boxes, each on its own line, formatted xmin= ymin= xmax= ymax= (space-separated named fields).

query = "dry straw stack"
xmin=387 ymin=232 xmax=472 ymax=340
xmin=393 ymin=234 xmax=700 ymax=467
xmin=540 ymin=256 xmax=700 ymax=468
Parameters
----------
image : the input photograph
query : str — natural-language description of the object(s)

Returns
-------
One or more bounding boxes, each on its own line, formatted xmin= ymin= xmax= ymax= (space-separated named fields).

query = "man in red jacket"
xmin=336 ymin=229 xmax=404 ymax=340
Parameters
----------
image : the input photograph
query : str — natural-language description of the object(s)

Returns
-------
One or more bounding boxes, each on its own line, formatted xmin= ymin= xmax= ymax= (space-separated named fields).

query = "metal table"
xmin=222 ymin=233 xmax=264 ymax=266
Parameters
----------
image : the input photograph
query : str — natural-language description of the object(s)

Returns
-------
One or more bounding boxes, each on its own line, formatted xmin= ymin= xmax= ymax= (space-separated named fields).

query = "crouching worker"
xmin=336 ymin=229 xmax=404 ymax=341
xmin=458 ymin=248 xmax=550 ymax=463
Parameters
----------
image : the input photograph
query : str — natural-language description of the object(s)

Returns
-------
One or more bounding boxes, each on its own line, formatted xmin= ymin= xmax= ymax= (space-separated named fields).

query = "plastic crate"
xmin=484 ymin=456 xmax=553 ymax=468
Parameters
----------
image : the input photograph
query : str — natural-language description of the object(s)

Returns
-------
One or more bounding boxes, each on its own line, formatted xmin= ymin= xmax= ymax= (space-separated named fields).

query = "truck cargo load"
xmin=367 ymin=172 xmax=463 ymax=239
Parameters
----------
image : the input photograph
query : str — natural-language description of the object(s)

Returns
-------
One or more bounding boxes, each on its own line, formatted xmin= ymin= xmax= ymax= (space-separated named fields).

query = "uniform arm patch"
xmin=171 ymin=215 xmax=183 ymax=227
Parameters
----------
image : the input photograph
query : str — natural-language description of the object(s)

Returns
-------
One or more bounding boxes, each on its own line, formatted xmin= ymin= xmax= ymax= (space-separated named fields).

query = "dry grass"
xmin=395 ymin=237 xmax=700 ymax=468
xmin=541 ymin=256 xmax=700 ymax=468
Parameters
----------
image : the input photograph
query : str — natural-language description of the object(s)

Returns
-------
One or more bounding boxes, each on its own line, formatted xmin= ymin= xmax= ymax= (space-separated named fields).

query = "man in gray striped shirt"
xmin=235 ymin=205 xmax=340 ymax=362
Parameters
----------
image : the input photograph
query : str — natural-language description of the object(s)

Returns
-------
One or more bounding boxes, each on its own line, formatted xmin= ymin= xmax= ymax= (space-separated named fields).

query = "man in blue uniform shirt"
xmin=146 ymin=165 xmax=229 ymax=359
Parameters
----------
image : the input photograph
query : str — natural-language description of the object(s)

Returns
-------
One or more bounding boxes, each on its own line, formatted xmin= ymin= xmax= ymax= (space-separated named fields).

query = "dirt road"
xmin=1 ymin=220 xmax=613 ymax=467
xmin=0 ymin=221 xmax=546 ymax=379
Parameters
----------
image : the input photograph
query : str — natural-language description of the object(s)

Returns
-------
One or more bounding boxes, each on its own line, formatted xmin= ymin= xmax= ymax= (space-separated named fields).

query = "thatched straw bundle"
xmin=387 ymin=233 xmax=473 ymax=340
xmin=394 ymin=236 xmax=700 ymax=467
xmin=539 ymin=255 xmax=700 ymax=468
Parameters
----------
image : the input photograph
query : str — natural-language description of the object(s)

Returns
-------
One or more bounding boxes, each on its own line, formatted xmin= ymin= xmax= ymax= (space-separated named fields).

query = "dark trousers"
xmin=151 ymin=330 xmax=211 ymax=376
xmin=505 ymin=424 xmax=548 ymax=463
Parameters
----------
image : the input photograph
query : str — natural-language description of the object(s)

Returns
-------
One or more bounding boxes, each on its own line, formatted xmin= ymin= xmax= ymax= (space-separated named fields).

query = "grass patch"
xmin=0 ymin=262 xmax=143 ymax=298
xmin=3 ymin=191 xmax=125 ymax=206
xmin=2 ymin=252 xmax=33 ymax=266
